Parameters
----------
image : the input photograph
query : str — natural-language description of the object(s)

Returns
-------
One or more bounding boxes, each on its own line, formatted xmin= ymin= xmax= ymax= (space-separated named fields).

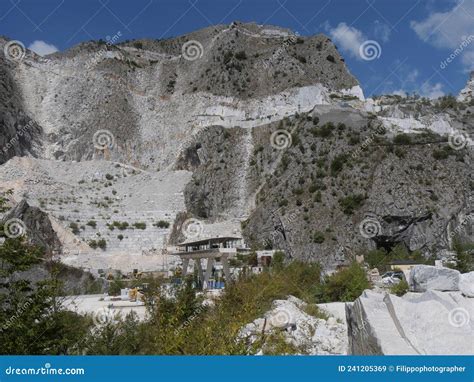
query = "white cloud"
xmin=328 ymin=22 xmax=366 ymax=60
xmin=372 ymin=20 xmax=391 ymax=43
xmin=28 ymin=40 xmax=58 ymax=56
xmin=406 ymin=69 xmax=419 ymax=83
xmin=461 ymin=51 xmax=474 ymax=71
xmin=391 ymin=89 xmax=408 ymax=97
xmin=411 ymin=0 xmax=474 ymax=70
xmin=420 ymin=82 xmax=445 ymax=99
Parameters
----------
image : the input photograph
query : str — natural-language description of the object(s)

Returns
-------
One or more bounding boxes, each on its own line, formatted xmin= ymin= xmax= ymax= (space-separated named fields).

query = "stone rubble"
xmin=239 ymin=296 xmax=348 ymax=355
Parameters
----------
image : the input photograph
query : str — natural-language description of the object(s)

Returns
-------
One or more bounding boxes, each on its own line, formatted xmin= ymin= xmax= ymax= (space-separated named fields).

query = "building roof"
xmin=177 ymin=236 xmax=242 ymax=247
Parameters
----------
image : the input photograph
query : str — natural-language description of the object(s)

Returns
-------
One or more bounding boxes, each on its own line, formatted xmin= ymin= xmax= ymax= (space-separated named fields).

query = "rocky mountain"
xmin=0 ymin=22 xmax=472 ymax=273
xmin=458 ymin=71 xmax=474 ymax=102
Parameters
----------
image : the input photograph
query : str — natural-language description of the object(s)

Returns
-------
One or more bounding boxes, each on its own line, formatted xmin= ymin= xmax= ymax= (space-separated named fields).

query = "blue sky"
xmin=1 ymin=0 xmax=473 ymax=97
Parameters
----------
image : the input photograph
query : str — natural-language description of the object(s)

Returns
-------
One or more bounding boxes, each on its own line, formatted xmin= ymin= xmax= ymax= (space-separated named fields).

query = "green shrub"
xmin=390 ymin=280 xmax=409 ymax=296
xmin=86 ymin=220 xmax=97 ymax=228
xmin=393 ymin=133 xmax=411 ymax=145
xmin=313 ymin=191 xmax=322 ymax=203
xmin=69 ymin=222 xmax=80 ymax=234
xmin=133 ymin=41 xmax=143 ymax=49
xmin=235 ymin=51 xmax=247 ymax=60
xmin=330 ymin=154 xmax=347 ymax=176
xmin=313 ymin=231 xmax=325 ymax=244
xmin=338 ymin=194 xmax=365 ymax=215
xmin=320 ymin=262 xmax=370 ymax=302
xmin=113 ymin=221 xmax=129 ymax=230
xmin=97 ymin=239 xmax=107 ymax=250
xmin=432 ymin=146 xmax=454 ymax=160
xmin=155 ymin=220 xmax=170 ymax=229
xmin=435 ymin=95 xmax=458 ymax=110
xmin=272 ymin=251 xmax=285 ymax=269
xmin=133 ymin=222 xmax=147 ymax=230
xmin=365 ymin=249 xmax=388 ymax=271
xmin=311 ymin=122 xmax=334 ymax=138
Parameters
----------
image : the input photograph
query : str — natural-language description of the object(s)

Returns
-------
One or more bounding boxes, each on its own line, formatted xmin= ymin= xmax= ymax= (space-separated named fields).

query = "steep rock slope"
xmin=0 ymin=39 xmax=42 ymax=164
xmin=0 ymin=23 xmax=472 ymax=272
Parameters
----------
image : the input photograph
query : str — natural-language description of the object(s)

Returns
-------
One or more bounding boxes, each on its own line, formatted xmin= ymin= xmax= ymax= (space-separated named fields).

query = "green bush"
xmin=338 ymin=194 xmax=365 ymax=215
xmin=271 ymin=251 xmax=285 ymax=269
xmin=133 ymin=222 xmax=147 ymax=230
xmin=235 ymin=51 xmax=247 ymax=60
xmin=393 ymin=133 xmax=411 ymax=145
xmin=97 ymin=239 xmax=107 ymax=250
xmin=330 ymin=154 xmax=348 ymax=176
xmin=311 ymin=122 xmax=334 ymax=138
xmin=112 ymin=221 xmax=129 ymax=230
xmin=390 ymin=280 xmax=409 ymax=296
xmin=155 ymin=220 xmax=170 ymax=229
xmin=365 ymin=249 xmax=388 ymax=271
xmin=320 ymin=262 xmax=370 ymax=302
xmin=69 ymin=222 xmax=80 ymax=234
xmin=313 ymin=231 xmax=325 ymax=244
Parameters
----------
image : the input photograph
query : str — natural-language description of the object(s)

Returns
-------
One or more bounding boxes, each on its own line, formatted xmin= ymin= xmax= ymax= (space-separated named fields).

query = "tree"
xmin=271 ymin=251 xmax=285 ymax=269
xmin=450 ymin=238 xmax=474 ymax=273
xmin=0 ymin=238 xmax=90 ymax=354
xmin=0 ymin=194 xmax=90 ymax=354
xmin=320 ymin=262 xmax=370 ymax=302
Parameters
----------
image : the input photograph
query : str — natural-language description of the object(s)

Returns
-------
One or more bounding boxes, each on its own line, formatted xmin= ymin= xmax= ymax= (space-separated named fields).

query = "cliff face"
xmin=1 ymin=23 xmax=359 ymax=169
xmin=458 ymin=71 xmax=474 ymax=102
xmin=0 ymin=40 xmax=42 ymax=165
xmin=0 ymin=23 xmax=472 ymax=271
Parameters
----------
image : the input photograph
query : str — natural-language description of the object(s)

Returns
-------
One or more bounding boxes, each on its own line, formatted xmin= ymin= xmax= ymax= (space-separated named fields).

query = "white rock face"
xmin=409 ymin=265 xmax=460 ymax=292
xmin=458 ymin=71 xmax=474 ymax=102
xmin=239 ymin=296 xmax=348 ymax=355
xmin=378 ymin=114 xmax=454 ymax=136
xmin=346 ymin=289 xmax=474 ymax=355
xmin=0 ymin=157 xmax=192 ymax=272
xmin=459 ymin=272 xmax=474 ymax=297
